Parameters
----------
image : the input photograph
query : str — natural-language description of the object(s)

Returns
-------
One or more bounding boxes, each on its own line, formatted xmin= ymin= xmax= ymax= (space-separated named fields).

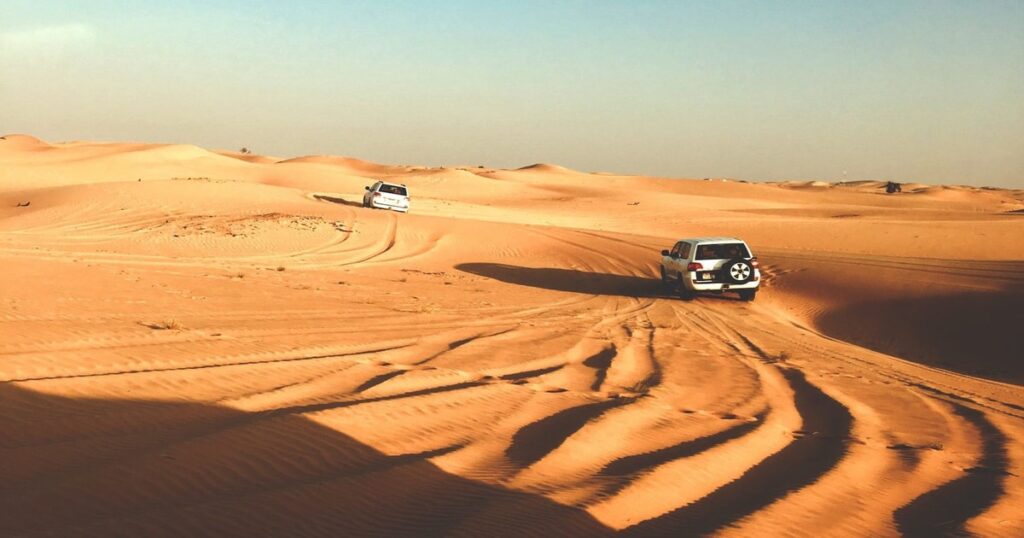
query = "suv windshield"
xmin=695 ymin=243 xmax=750 ymax=260
xmin=379 ymin=184 xmax=407 ymax=196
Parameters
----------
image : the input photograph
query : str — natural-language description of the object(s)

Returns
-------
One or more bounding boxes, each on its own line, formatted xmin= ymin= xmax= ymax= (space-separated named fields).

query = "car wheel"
xmin=739 ymin=289 xmax=756 ymax=302
xmin=723 ymin=259 xmax=754 ymax=284
xmin=660 ymin=266 xmax=670 ymax=286
xmin=677 ymin=272 xmax=696 ymax=300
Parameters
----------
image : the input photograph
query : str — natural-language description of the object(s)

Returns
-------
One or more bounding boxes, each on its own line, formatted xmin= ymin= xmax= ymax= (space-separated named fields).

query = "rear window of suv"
xmin=379 ymin=184 xmax=407 ymax=196
xmin=695 ymin=243 xmax=750 ymax=260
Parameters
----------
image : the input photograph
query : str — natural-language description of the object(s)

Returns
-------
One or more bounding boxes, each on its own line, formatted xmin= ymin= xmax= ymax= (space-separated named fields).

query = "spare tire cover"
xmin=723 ymin=259 xmax=753 ymax=284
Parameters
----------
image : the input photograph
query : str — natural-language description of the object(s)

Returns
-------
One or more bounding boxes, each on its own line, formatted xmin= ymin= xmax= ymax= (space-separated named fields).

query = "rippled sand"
xmin=2 ymin=135 xmax=1022 ymax=536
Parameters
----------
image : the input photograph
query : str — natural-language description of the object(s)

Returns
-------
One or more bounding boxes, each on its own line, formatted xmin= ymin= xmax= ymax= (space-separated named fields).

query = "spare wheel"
xmin=724 ymin=259 xmax=753 ymax=284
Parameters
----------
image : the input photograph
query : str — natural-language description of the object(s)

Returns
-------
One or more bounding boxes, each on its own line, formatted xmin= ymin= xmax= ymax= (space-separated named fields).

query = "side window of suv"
xmin=670 ymin=242 xmax=682 ymax=257
xmin=679 ymin=242 xmax=691 ymax=259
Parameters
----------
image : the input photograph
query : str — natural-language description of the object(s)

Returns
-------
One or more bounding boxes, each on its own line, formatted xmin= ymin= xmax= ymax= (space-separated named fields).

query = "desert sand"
xmin=2 ymin=134 xmax=1022 ymax=536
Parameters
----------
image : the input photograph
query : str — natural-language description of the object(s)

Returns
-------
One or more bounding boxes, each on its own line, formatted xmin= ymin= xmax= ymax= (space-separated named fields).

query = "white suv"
xmin=660 ymin=237 xmax=761 ymax=301
xmin=363 ymin=181 xmax=410 ymax=213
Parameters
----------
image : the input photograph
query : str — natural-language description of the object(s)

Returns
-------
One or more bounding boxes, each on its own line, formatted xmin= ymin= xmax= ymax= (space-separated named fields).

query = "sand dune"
xmin=277 ymin=155 xmax=410 ymax=177
xmin=1 ymin=136 xmax=1022 ymax=536
xmin=216 ymin=150 xmax=280 ymax=164
xmin=516 ymin=163 xmax=585 ymax=174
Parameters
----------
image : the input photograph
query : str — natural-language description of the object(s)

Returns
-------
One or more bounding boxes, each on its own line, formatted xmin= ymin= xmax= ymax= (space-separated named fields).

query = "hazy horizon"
xmin=2 ymin=1 xmax=1022 ymax=187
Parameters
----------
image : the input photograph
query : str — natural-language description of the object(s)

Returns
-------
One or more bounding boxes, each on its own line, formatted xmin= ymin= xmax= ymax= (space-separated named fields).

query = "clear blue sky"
xmin=2 ymin=1 xmax=1022 ymax=186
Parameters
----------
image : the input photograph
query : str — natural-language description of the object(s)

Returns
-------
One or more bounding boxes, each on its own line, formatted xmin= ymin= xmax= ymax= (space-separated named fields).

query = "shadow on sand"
xmin=456 ymin=263 xmax=747 ymax=302
xmin=0 ymin=385 xmax=613 ymax=536
xmin=313 ymin=194 xmax=363 ymax=208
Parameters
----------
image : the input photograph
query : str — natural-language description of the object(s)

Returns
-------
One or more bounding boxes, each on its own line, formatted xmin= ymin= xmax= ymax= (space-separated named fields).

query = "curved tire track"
xmin=894 ymin=403 xmax=1009 ymax=537
xmin=506 ymin=398 xmax=631 ymax=468
xmin=623 ymin=369 xmax=853 ymax=536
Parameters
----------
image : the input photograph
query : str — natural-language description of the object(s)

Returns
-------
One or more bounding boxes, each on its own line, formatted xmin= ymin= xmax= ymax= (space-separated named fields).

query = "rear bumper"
xmin=370 ymin=200 xmax=409 ymax=212
xmin=683 ymin=270 xmax=760 ymax=291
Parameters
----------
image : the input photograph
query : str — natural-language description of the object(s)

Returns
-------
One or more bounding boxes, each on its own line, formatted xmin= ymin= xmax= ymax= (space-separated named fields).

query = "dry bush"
xmin=141 ymin=320 xmax=182 ymax=331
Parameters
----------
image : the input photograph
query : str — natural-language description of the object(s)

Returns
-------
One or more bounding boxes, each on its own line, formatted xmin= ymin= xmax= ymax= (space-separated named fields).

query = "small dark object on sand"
xmin=885 ymin=181 xmax=902 ymax=194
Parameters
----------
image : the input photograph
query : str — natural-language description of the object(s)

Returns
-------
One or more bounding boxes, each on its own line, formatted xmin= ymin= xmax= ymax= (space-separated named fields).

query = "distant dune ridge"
xmin=1 ymin=135 xmax=1022 ymax=536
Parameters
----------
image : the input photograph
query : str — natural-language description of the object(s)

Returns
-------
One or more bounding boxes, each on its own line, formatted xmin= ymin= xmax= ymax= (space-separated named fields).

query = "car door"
xmin=677 ymin=241 xmax=692 ymax=274
xmin=667 ymin=241 xmax=685 ymax=275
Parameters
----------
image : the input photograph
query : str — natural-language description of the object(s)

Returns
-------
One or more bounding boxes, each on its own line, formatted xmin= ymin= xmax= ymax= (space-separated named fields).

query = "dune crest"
xmin=278 ymin=155 xmax=408 ymax=176
xmin=0 ymin=133 xmax=53 ymax=151
xmin=516 ymin=163 xmax=583 ymax=174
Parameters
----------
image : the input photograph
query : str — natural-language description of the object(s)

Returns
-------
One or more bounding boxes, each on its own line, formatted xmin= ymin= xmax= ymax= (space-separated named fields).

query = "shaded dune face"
xmin=817 ymin=292 xmax=1024 ymax=385
xmin=1 ymin=137 xmax=1022 ymax=536
xmin=764 ymin=253 xmax=1024 ymax=385
xmin=0 ymin=385 xmax=614 ymax=537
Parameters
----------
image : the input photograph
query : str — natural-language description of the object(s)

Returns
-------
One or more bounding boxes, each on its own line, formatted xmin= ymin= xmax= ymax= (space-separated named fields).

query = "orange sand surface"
xmin=2 ymin=134 xmax=1022 ymax=536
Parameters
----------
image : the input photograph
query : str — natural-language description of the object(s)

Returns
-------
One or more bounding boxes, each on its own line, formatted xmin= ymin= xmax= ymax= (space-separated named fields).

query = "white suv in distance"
xmin=363 ymin=181 xmax=410 ymax=213
xmin=660 ymin=237 xmax=761 ymax=301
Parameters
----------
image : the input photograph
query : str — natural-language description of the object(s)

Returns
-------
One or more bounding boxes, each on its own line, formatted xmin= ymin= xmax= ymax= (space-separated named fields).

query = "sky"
xmin=2 ymin=1 xmax=1022 ymax=187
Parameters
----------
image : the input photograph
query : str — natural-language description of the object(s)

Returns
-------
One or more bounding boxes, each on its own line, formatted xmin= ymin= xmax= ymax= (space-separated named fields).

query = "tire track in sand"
xmin=622 ymin=368 xmax=853 ymax=535
xmin=894 ymin=403 xmax=1010 ymax=537
xmin=505 ymin=398 xmax=633 ymax=468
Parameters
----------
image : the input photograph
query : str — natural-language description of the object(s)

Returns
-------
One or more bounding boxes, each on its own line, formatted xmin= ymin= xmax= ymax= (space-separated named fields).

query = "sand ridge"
xmin=1 ymin=136 xmax=1022 ymax=536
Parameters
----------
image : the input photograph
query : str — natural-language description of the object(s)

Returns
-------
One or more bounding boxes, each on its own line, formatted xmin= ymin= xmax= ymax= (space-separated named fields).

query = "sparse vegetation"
xmin=140 ymin=320 xmax=182 ymax=331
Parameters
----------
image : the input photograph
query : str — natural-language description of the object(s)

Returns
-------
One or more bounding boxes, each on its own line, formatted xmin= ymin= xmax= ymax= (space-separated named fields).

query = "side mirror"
xmin=364 ymin=186 xmax=370 ymax=191
xmin=661 ymin=250 xmax=670 ymax=257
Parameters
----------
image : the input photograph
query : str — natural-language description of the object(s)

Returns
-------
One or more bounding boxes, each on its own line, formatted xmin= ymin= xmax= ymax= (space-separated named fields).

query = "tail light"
xmin=750 ymin=257 xmax=760 ymax=268
xmin=373 ymin=192 xmax=381 ymax=197
xmin=686 ymin=262 xmax=703 ymax=272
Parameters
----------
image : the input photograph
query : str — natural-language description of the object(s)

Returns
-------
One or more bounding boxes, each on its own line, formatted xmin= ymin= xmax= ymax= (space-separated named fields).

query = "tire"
xmin=739 ymin=289 xmax=756 ymax=302
xmin=660 ymin=266 xmax=671 ymax=286
xmin=723 ymin=258 xmax=754 ymax=284
xmin=677 ymin=273 xmax=696 ymax=301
